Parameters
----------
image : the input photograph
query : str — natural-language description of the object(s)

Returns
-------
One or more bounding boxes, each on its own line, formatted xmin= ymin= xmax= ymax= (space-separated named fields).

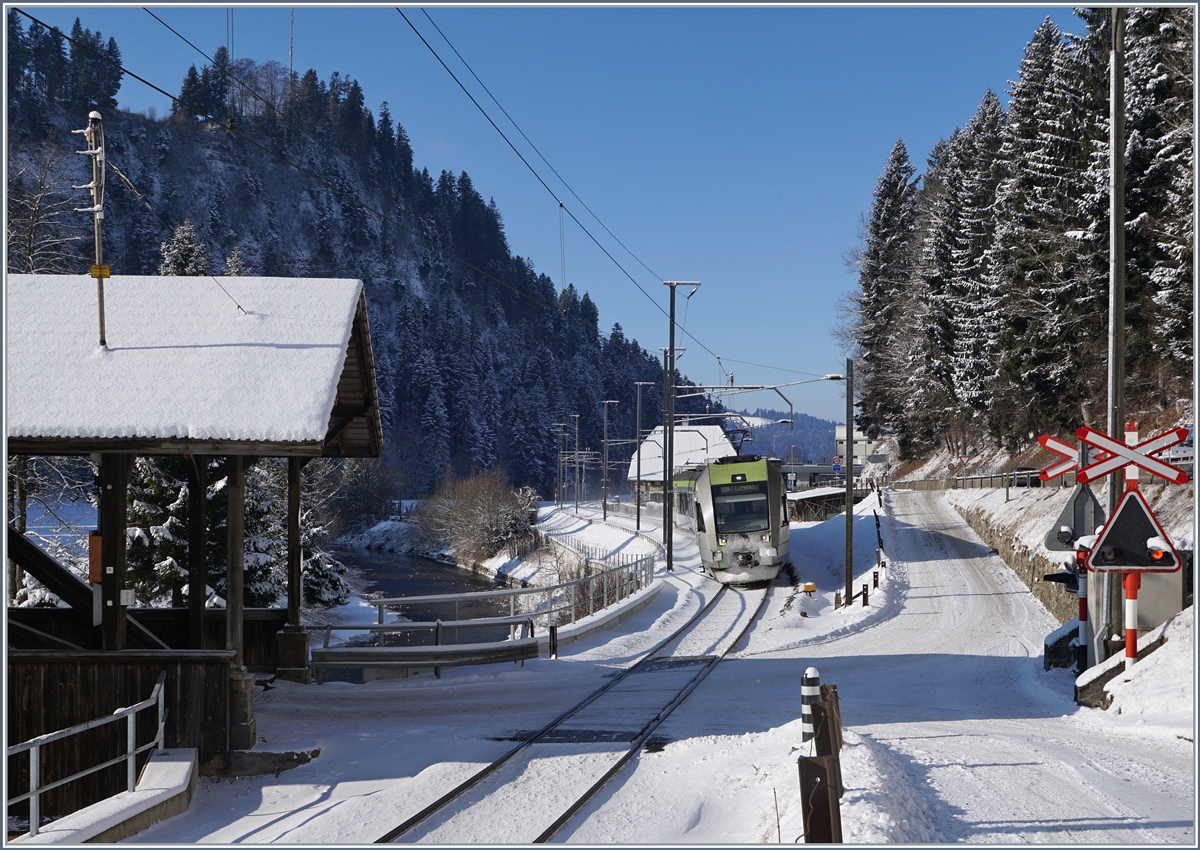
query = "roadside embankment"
xmin=944 ymin=486 xmax=1079 ymax=624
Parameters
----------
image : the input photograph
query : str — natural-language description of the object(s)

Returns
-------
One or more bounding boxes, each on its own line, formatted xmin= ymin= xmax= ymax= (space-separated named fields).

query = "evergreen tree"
xmin=223 ymin=245 xmax=251 ymax=275
xmin=987 ymin=18 xmax=1106 ymax=442
xmin=159 ymin=216 xmax=209 ymax=275
xmin=848 ymin=139 xmax=919 ymax=446
xmin=66 ymin=19 xmax=121 ymax=113
xmin=125 ymin=457 xmax=190 ymax=605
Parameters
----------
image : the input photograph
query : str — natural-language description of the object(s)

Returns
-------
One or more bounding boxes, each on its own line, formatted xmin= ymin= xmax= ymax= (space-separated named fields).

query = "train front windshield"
xmin=713 ymin=483 xmax=770 ymax=534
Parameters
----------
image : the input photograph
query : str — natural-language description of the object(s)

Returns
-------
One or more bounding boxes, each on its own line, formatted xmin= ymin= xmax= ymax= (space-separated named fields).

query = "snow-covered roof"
xmin=6 ymin=274 xmax=382 ymax=457
xmin=628 ymin=425 xmax=736 ymax=482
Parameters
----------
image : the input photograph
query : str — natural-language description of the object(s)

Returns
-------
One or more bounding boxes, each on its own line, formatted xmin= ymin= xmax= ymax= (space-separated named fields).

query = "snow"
xmin=124 ymin=489 xmax=1193 ymax=844
xmin=627 ymin=425 xmax=736 ymax=482
xmin=6 ymin=275 xmax=362 ymax=443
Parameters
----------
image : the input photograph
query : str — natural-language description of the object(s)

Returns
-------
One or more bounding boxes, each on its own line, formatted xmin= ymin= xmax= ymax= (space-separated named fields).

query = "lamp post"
xmin=634 ymin=381 xmax=654 ymax=531
xmin=845 ymin=359 xmax=854 ymax=607
xmin=602 ymin=400 xmax=618 ymax=521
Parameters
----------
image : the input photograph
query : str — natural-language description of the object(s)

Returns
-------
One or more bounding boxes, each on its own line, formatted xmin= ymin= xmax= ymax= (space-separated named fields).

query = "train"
xmin=674 ymin=454 xmax=791 ymax=584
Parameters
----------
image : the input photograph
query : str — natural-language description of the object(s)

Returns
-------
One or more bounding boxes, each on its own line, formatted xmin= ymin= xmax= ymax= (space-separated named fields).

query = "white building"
xmin=834 ymin=425 xmax=873 ymax=466
xmin=627 ymin=424 xmax=736 ymax=494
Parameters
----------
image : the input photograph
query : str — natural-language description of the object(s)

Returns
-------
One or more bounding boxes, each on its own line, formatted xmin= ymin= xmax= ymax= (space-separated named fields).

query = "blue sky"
xmin=19 ymin=4 xmax=1085 ymax=422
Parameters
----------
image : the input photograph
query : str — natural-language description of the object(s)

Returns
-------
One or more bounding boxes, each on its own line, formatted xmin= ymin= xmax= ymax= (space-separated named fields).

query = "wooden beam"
xmin=324 ymin=404 xmax=369 ymax=447
xmin=226 ymin=456 xmax=245 ymax=672
xmin=287 ymin=456 xmax=302 ymax=627
xmin=99 ymin=453 xmax=133 ymax=651
xmin=7 ymin=438 xmax=325 ymax=457
xmin=185 ymin=454 xmax=208 ymax=649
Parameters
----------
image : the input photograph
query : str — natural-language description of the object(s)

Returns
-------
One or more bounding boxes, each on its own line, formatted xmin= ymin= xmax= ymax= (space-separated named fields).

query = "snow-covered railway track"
xmin=375 ymin=583 xmax=770 ymax=844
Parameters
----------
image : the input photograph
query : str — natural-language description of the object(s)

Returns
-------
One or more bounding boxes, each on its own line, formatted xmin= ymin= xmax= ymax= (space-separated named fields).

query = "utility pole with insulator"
xmin=72 ymin=111 xmax=108 ymax=347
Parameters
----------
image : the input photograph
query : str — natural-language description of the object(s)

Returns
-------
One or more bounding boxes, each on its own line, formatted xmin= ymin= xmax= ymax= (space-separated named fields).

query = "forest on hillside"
xmin=845 ymin=9 xmax=1192 ymax=460
xmin=5 ymin=11 xmax=732 ymax=607
xmin=5 ymin=10 xmax=726 ymax=504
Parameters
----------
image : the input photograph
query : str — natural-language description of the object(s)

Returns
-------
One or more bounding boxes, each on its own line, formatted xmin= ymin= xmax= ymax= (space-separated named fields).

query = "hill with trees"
xmin=843 ymin=9 xmax=1192 ymax=460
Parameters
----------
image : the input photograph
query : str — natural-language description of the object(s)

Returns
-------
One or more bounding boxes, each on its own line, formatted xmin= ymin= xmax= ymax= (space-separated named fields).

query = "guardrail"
xmin=7 ymin=671 xmax=166 ymax=837
xmin=369 ymin=553 xmax=655 ymax=631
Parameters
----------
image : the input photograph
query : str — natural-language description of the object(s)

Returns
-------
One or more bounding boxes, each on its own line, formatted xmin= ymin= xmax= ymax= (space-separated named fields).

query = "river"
xmin=329 ymin=547 xmax=514 ymax=643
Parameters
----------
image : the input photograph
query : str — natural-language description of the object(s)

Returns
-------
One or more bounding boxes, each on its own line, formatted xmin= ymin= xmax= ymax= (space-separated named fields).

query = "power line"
xmin=419 ymin=7 xmax=663 ymax=285
xmin=396 ymin=8 xmax=738 ymax=372
xmin=14 ymin=7 xmax=558 ymax=314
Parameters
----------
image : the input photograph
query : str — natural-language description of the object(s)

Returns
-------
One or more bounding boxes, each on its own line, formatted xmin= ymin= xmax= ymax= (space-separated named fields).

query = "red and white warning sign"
xmin=1086 ymin=489 xmax=1181 ymax=573
xmin=1075 ymin=425 xmax=1190 ymax=485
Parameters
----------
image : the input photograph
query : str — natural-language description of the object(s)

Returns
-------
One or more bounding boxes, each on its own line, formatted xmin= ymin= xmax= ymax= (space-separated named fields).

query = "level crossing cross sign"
xmin=1076 ymin=425 xmax=1190 ymax=485
xmin=1085 ymin=489 xmax=1181 ymax=572
xmin=1037 ymin=426 xmax=1190 ymax=485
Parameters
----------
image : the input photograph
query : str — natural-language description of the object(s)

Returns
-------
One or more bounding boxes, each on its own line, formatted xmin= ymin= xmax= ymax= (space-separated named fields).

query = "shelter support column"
xmin=186 ymin=455 xmax=208 ymax=649
xmin=226 ymin=455 xmax=257 ymax=749
xmin=99 ymin=454 xmax=133 ymax=651
xmin=276 ymin=456 xmax=312 ymax=684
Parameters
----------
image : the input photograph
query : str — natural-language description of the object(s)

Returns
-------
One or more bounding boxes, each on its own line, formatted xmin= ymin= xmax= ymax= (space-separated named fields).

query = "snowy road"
xmin=566 ymin=490 xmax=1194 ymax=844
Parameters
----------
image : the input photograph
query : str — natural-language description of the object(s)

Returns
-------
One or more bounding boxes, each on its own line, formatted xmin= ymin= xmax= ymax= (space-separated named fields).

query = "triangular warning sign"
xmin=1043 ymin=483 xmax=1106 ymax=552
xmin=1086 ymin=490 xmax=1181 ymax=572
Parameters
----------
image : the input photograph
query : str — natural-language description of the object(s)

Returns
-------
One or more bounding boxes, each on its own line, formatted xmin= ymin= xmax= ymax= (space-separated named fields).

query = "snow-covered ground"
xmin=128 ymin=489 xmax=1194 ymax=844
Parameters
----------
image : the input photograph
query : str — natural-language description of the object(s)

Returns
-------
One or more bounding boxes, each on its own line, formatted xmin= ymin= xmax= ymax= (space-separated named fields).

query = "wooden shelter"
xmin=6 ymin=274 xmax=383 ymax=760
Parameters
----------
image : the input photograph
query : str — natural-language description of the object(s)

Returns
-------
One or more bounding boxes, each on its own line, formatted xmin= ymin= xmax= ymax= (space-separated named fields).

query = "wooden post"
xmin=226 ymin=456 xmax=245 ymax=670
xmin=186 ymin=455 xmax=207 ymax=649
xmin=797 ymin=755 xmax=842 ymax=843
xmin=287 ymin=457 xmax=304 ymax=627
xmin=99 ymin=454 xmax=133 ymax=650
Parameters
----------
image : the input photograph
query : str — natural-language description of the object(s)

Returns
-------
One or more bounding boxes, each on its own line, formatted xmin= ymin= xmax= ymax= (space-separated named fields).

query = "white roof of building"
xmin=628 ymin=424 xmax=736 ymax=482
xmin=6 ymin=274 xmax=363 ymax=445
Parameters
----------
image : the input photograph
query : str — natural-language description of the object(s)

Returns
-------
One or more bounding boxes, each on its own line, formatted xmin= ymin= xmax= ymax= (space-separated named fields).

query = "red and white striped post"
xmin=1124 ymin=571 xmax=1140 ymax=670
xmin=1075 ymin=549 xmax=1089 ymax=671
xmin=1123 ymin=421 xmax=1139 ymax=668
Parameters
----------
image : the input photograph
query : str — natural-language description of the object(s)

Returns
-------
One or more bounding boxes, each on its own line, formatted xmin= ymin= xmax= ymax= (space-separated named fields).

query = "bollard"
xmin=549 ymin=624 xmax=559 ymax=660
xmin=862 ymin=583 xmax=869 ymax=607
xmin=801 ymin=667 xmax=820 ymax=743
xmin=834 ymin=591 xmax=841 ymax=609
xmin=873 ymin=570 xmax=879 ymax=589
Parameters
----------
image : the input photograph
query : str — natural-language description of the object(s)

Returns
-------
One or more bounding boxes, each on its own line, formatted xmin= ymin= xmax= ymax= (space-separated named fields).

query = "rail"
xmin=376 ymin=583 xmax=770 ymax=843
xmin=7 ymin=671 xmax=167 ymax=838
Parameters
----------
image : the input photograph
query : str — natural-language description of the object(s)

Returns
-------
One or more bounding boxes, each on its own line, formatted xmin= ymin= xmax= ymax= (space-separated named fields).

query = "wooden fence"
xmin=7 ymin=650 xmax=233 ymax=819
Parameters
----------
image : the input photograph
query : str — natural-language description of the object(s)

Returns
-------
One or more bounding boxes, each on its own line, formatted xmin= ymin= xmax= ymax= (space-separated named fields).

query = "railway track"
xmin=376 ymin=582 xmax=770 ymax=844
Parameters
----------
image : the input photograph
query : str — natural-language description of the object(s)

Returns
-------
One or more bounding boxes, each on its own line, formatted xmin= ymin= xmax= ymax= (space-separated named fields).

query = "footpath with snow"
xmin=130 ymin=489 xmax=1194 ymax=844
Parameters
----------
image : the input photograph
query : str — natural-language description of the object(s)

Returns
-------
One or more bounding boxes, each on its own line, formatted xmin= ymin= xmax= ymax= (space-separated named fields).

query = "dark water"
xmin=329 ymin=547 xmax=514 ymax=647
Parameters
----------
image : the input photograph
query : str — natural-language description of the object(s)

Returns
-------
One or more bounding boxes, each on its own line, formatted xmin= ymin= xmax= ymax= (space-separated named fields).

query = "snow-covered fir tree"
xmin=158 ymin=216 xmax=209 ymax=275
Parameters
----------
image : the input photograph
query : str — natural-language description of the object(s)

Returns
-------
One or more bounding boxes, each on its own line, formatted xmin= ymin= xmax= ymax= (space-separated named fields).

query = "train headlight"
xmin=717 ymin=536 xmax=726 ymax=547
xmin=761 ymin=533 xmax=769 ymax=542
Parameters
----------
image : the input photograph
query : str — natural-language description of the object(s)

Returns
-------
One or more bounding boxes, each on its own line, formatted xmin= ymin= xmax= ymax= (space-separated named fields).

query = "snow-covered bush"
xmin=412 ymin=470 xmax=538 ymax=563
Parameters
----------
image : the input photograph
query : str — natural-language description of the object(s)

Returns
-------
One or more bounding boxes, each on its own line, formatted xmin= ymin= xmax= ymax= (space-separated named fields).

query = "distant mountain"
xmin=727 ymin=408 xmax=838 ymax=464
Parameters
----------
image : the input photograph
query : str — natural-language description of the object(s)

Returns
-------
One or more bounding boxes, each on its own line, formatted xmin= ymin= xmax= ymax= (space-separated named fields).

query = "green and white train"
xmin=675 ymin=454 xmax=791 ymax=584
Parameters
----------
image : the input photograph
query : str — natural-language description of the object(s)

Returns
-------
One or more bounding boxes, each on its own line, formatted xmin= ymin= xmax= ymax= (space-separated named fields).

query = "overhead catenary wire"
xmin=419 ymin=7 xmax=664 ymax=286
xmin=403 ymin=9 xmax=813 ymax=393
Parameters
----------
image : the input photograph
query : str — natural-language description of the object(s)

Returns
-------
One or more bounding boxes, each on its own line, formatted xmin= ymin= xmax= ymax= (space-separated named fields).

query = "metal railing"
xmin=369 ymin=552 xmax=655 ymax=632
xmin=7 ymin=671 xmax=167 ymax=838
